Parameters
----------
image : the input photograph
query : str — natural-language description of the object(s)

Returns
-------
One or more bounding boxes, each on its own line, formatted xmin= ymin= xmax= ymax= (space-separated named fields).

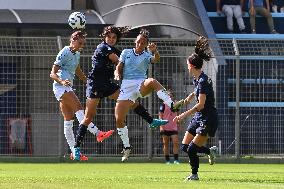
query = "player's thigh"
xmin=85 ymin=98 xmax=100 ymax=118
xmin=108 ymin=89 xmax=120 ymax=100
xmin=59 ymin=101 xmax=74 ymax=120
xmin=139 ymin=78 xmax=157 ymax=97
xmin=192 ymin=134 xmax=209 ymax=147
xmin=115 ymin=100 xmax=133 ymax=120
xmin=61 ymin=91 xmax=82 ymax=110
xmin=182 ymin=131 xmax=194 ymax=144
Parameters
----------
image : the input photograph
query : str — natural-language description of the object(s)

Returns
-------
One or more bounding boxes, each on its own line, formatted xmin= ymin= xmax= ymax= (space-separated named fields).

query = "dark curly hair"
xmin=100 ymin=26 xmax=130 ymax=43
xmin=187 ymin=36 xmax=212 ymax=69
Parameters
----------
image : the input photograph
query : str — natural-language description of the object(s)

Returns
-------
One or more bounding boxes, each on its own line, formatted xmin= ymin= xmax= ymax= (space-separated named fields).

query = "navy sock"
xmin=187 ymin=142 xmax=199 ymax=174
xmin=181 ymin=144 xmax=210 ymax=155
xmin=74 ymin=124 xmax=87 ymax=148
xmin=174 ymin=154 xmax=179 ymax=161
xmin=133 ymin=104 xmax=153 ymax=124
xmin=197 ymin=146 xmax=210 ymax=155
xmin=181 ymin=144 xmax=189 ymax=153
xmin=165 ymin=155 xmax=170 ymax=162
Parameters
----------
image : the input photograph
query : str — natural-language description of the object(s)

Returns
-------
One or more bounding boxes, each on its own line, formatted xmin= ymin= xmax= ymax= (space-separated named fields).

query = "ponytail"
xmin=188 ymin=36 xmax=212 ymax=69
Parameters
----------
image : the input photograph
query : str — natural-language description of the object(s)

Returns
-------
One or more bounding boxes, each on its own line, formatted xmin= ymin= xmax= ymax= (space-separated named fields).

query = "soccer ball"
xmin=68 ymin=12 xmax=86 ymax=29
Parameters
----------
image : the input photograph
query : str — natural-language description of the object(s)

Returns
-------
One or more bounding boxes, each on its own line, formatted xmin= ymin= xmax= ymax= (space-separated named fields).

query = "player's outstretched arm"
xmin=148 ymin=43 xmax=160 ymax=63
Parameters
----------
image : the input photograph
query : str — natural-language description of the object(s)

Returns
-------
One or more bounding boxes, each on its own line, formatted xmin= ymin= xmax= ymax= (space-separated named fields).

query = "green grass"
xmin=0 ymin=163 xmax=283 ymax=189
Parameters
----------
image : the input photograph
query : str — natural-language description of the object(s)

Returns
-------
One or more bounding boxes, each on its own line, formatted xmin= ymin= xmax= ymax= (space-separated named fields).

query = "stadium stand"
xmin=201 ymin=0 xmax=284 ymax=155
xmin=203 ymin=0 xmax=284 ymax=34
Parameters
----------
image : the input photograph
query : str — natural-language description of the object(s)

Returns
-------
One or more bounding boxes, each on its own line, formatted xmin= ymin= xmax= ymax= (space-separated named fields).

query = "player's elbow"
xmin=197 ymin=104 xmax=204 ymax=111
xmin=156 ymin=57 xmax=161 ymax=63
xmin=152 ymin=57 xmax=160 ymax=64
xmin=50 ymin=72 xmax=54 ymax=79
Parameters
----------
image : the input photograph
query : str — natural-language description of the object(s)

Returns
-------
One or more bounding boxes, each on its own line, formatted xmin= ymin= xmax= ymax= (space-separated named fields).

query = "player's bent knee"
xmin=146 ymin=78 xmax=156 ymax=85
xmin=181 ymin=144 xmax=189 ymax=153
xmin=187 ymin=142 xmax=198 ymax=157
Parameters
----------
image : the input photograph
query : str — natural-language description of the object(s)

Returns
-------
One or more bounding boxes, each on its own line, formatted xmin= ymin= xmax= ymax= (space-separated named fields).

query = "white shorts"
xmin=53 ymin=84 xmax=73 ymax=101
xmin=118 ymin=79 xmax=146 ymax=102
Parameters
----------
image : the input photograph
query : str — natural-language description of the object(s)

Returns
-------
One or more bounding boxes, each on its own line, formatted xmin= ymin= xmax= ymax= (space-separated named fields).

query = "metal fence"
xmin=0 ymin=36 xmax=283 ymax=158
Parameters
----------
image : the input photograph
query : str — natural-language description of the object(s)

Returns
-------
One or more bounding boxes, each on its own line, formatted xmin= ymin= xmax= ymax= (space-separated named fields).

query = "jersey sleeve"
xmin=54 ymin=47 xmax=68 ymax=67
xmin=101 ymin=44 xmax=116 ymax=58
xmin=198 ymin=79 xmax=209 ymax=95
xmin=119 ymin=49 xmax=127 ymax=64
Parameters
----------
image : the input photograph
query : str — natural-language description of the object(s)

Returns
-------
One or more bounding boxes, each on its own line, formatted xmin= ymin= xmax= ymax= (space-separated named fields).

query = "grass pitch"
xmin=0 ymin=163 xmax=283 ymax=189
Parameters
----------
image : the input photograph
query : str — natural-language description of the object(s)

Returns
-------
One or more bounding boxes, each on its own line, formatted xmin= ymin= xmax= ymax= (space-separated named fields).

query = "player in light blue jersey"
xmin=114 ymin=29 xmax=184 ymax=162
xmin=50 ymin=31 xmax=113 ymax=161
xmin=73 ymin=26 xmax=168 ymax=161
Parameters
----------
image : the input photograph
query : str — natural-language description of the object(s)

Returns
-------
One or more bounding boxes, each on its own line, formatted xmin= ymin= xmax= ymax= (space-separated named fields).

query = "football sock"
xmin=181 ymin=144 xmax=210 ymax=155
xmin=64 ymin=120 xmax=75 ymax=153
xmin=174 ymin=154 xmax=179 ymax=161
xmin=75 ymin=110 xmax=84 ymax=122
xmin=165 ymin=155 xmax=170 ymax=162
xmin=74 ymin=124 xmax=88 ymax=148
xmin=188 ymin=142 xmax=199 ymax=174
xmin=181 ymin=144 xmax=189 ymax=153
xmin=75 ymin=110 xmax=99 ymax=136
xmin=157 ymin=89 xmax=173 ymax=107
xmin=197 ymin=146 xmax=210 ymax=155
xmin=117 ymin=126 xmax=130 ymax=148
xmin=133 ymin=104 xmax=153 ymax=124
xmin=87 ymin=123 xmax=99 ymax=136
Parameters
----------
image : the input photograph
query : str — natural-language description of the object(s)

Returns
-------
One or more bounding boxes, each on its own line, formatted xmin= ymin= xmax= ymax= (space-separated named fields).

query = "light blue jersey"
xmin=119 ymin=48 xmax=152 ymax=80
xmin=53 ymin=46 xmax=80 ymax=87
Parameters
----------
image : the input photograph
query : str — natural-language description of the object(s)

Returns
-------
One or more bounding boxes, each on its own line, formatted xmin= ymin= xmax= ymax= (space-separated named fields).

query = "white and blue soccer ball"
xmin=68 ymin=12 xmax=86 ymax=29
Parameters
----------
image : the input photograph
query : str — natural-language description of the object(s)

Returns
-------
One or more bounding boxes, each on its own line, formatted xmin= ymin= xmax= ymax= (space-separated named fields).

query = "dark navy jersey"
xmin=193 ymin=71 xmax=216 ymax=115
xmin=88 ymin=41 xmax=121 ymax=81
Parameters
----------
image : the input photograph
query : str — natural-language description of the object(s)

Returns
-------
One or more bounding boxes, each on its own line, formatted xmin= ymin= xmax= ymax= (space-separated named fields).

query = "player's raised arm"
xmin=148 ymin=43 xmax=160 ymax=63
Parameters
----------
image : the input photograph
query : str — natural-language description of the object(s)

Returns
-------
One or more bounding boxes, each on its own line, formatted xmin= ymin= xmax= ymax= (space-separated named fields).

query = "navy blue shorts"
xmin=187 ymin=110 xmax=218 ymax=137
xmin=86 ymin=79 xmax=120 ymax=99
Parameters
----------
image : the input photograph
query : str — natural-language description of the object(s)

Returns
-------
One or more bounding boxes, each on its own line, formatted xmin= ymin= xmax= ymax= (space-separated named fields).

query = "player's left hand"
xmin=173 ymin=114 xmax=185 ymax=124
xmin=147 ymin=43 xmax=157 ymax=53
xmin=114 ymin=70 xmax=121 ymax=81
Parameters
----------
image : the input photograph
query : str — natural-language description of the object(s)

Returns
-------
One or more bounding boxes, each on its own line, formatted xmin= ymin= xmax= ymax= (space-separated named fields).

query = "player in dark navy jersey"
xmin=88 ymin=40 xmax=122 ymax=89
xmin=173 ymin=36 xmax=219 ymax=181
xmin=73 ymin=26 xmax=168 ymax=160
